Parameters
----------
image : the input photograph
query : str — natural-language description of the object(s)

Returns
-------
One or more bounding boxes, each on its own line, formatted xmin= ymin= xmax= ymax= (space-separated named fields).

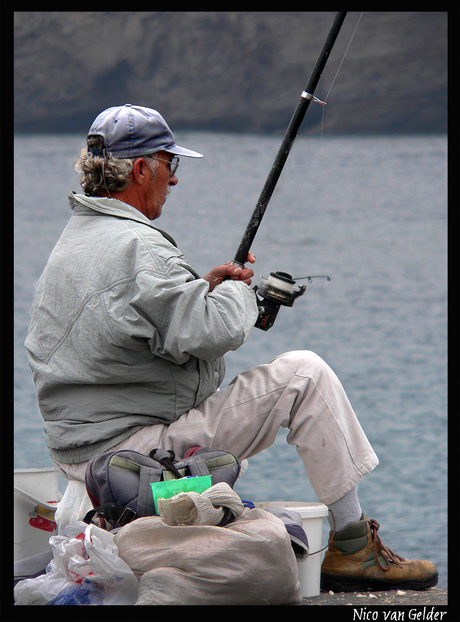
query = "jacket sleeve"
xmin=104 ymin=250 xmax=259 ymax=365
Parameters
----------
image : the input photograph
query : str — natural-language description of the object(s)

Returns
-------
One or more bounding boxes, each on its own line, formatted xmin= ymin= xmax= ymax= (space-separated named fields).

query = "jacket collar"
xmin=68 ymin=191 xmax=154 ymax=228
xmin=68 ymin=192 xmax=177 ymax=247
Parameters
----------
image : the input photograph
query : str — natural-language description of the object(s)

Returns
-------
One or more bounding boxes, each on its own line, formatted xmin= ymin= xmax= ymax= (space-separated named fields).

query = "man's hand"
xmin=203 ymin=253 xmax=256 ymax=292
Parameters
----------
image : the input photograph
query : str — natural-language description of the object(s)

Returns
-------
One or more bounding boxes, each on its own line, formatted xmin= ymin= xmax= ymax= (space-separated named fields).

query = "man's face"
xmin=142 ymin=151 xmax=178 ymax=220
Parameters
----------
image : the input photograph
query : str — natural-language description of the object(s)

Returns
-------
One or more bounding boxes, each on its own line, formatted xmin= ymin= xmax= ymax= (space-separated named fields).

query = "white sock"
xmin=327 ymin=485 xmax=362 ymax=532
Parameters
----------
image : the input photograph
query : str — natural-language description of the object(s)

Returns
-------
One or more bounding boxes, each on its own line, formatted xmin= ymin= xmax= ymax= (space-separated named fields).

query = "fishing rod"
xmin=233 ymin=11 xmax=347 ymax=268
xmin=233 ymin=11 xmax=348 ymax=330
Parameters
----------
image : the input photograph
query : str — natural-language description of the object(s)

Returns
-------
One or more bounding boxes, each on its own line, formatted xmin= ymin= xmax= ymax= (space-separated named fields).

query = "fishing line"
xmin=320 ymin=12 xmax=364 ymax=138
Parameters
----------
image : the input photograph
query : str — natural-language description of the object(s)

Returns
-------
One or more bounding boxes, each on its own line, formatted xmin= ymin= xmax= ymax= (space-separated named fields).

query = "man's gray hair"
xmin=75 ymin=135 xmax=159 ymax=196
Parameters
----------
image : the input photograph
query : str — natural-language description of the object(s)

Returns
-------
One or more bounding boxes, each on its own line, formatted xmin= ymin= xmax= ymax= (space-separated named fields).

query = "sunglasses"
xmin=151 ymin=155 xmax=180 ymax=176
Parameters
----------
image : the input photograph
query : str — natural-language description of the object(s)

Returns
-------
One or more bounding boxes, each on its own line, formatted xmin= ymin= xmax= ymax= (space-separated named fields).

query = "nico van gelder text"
xmin=353 ymin=606 xmax=447 ymax=621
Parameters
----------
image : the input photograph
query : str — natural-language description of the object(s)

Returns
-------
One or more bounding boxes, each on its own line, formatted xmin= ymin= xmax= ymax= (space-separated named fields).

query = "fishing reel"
xmin=253 ymin=271 xmax=306 ymax=331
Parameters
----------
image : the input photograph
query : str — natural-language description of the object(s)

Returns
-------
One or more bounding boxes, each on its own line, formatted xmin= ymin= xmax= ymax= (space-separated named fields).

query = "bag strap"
xmin=149 ymin=448 xmax=184 ymax=479
xmin=83 ymin=502 xmax=137 ymax=528
xmin=150 ymin=448 xmax=210 ymax=479
xmin=149 ymin=449 xmax=187 ymax=479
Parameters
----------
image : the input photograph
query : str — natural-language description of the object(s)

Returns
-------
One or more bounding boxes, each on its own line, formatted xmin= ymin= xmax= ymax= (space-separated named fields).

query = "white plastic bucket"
xmin=256 ymin=501 xmax=329 ymax=598
xmin=14 ymin=467 xmax=61 ymax=562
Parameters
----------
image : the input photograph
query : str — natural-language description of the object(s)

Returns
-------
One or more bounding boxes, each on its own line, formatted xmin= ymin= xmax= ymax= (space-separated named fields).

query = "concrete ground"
xmin=295 ymin=587 xmax=448 ymax=606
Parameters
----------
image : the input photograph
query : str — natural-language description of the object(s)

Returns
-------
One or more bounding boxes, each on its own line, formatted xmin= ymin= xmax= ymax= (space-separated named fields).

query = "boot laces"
xmin=368 ymin=518 xmax=406 ymax=571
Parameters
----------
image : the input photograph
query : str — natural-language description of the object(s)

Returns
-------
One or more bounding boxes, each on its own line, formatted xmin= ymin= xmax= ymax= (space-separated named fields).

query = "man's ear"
xmin=131 ymin=157 xmax=149 ymax=185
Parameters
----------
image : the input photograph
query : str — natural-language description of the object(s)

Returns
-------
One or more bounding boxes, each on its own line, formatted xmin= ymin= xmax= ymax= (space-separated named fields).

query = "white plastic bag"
xmin=14 ymin=522 xmax=138 ymax=605
xmin=83 ymin=524 xmax=139 ymax=605
xmin=14 ymin=569 xmax=71 ymax=606
xmin=49 ymin=528 xmax=92 ymax=582
xmin=54 ymin=480 xmax=93 ymax=534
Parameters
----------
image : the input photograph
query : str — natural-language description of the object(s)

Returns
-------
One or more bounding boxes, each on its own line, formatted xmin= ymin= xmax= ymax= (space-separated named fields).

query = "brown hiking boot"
xmin=321 ymin=515 xmax=438 ymax=592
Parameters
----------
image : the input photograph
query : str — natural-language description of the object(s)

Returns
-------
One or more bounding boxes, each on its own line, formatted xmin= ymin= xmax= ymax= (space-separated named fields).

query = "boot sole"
xmin=321 ymin=572 xmax=438 ymax=593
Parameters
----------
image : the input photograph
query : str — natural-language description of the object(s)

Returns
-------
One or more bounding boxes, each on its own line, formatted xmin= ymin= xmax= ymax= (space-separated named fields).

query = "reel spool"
xmin=254 ymin=271 xmax=306 ymax=331
xmin=257 ymin=272 xmax=306 ymax=307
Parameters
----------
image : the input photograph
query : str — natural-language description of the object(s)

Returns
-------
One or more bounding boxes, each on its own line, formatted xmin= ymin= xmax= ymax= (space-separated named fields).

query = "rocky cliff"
xmin=14 ymin=11 xmax=448 ymax=135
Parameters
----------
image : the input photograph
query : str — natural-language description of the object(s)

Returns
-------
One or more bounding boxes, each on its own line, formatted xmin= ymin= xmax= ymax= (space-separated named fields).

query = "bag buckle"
xmin=83 ymin=503 xmax=137 ymax=528
xmin=117 ymin=506 xmax=137 ymax=527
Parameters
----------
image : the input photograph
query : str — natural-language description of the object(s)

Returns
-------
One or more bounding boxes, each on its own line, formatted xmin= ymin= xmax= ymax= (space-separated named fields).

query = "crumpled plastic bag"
xmin=46 ymin=579 xmax=105 ymax=605
xmin=14 ymin=569 xmax=71 ymax=606
xmin=54 ymin=479 xmax=93 ymax=534
xmin=14 ymin=521 xmax=138 ymax=606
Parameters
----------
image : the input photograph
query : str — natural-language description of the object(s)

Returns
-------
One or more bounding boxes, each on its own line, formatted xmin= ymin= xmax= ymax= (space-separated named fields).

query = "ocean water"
xmin=14 ymin=132 xmax=447 ymax=588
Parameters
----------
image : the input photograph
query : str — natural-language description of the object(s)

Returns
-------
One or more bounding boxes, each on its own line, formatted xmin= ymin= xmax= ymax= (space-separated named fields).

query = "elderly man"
xmin=25 ymin=104 xmax=437 ymax=592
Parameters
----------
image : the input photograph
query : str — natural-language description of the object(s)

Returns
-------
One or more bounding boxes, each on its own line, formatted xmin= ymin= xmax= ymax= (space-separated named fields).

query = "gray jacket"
xmin=25 ymin=193 xmax=258 ymax=464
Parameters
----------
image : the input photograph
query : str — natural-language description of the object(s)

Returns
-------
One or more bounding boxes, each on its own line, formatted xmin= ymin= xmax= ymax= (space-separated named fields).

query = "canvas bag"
xmin=113 ymin=508 xmax=302 ymax=606
xmin=84 ymin=447 xmax=241 ymax=529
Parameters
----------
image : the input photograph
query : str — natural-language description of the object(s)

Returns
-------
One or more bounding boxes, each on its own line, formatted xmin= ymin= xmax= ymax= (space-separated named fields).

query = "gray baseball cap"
xmin=87 ymin=104 xmax=203 ymax=158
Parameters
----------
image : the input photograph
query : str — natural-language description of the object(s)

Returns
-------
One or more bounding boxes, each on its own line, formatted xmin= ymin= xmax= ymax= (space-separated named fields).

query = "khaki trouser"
xmin=57 ymin=350 xmax=378 ymax=505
